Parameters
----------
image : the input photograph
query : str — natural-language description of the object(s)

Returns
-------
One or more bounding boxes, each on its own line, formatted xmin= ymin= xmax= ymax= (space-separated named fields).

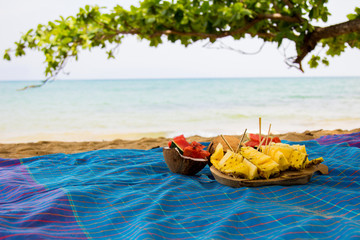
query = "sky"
xmin=0 ymin=0 xmax=359 ymax=81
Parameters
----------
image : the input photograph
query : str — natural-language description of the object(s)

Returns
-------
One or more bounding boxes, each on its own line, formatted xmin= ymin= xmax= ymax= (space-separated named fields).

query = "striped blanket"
xmin=1 ymin=133 xmax=359 ymax=239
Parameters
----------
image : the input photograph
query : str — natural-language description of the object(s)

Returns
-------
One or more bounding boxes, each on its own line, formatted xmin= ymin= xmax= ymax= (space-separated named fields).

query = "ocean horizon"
xmin=1 ymin=76 xmax=359 ymax=143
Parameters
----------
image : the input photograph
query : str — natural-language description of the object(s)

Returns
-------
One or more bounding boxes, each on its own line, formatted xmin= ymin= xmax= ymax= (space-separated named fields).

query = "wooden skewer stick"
xmin=266 ymin=136 xmax=273 ymax=155
xmin=258 ymin=136 xmax=266 ymax=152
xmin=236 ymin=128 xmax=247 ymax=153
xmin=220 ymin=134 xmax=234 ymax=152
xmin=264 ymin=124 xmax=272 ymax=154
xmin=259 ymin=117 xmax=262 ymax=144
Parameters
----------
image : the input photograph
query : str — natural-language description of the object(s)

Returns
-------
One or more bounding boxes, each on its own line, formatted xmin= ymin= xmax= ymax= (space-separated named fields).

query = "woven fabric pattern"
xmin=317 ymin=132 xmax=360 ymax=148
xmin=0 ymin=136 xmax=359 ymax=239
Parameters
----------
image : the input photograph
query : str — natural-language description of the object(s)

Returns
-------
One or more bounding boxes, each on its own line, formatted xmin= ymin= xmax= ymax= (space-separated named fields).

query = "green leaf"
xmin=308 ymin=55 xmax=320 ymax=68
xmin=3 ymin=52 xmax=11 ymax=61
xmin=62 ymin=37 xmax=73 ymax=44
xmin=347 ymin=13 xmax=358 ymax=21
xmin=106 ymin=50 xmax=115 ymax=59
xmin=241 ymin=9 xmax=252 ymax=17
xmin=201 ymin=1 xmax=209 ymax=12
xmin=355 ymin=7 xmax=360 ymax=15
xmin=146 ymin=17 xmax=156 ymax=24
xmin=321 ymin=58 xmax=329 ymax=66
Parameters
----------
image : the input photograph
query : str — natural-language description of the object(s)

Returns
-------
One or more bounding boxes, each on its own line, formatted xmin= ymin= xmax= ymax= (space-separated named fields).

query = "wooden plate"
xmin=210 ymin=164 xmax=328 ymax=187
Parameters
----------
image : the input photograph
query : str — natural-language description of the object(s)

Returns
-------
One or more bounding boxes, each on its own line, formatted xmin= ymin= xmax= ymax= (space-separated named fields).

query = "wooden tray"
xmin=210 ymin=164 xmax=328 ymax=187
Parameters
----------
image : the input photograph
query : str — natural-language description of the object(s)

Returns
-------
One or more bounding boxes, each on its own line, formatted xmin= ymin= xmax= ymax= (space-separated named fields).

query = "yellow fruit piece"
xmin=215 ymin=150 xmax=258 ymax=180
xmin=291 ymin=144 xmax=307 ymax=154
xmin=303 ymin=157 xmax=324 ymax=168
xmin=218 ymin=151 xmax=235 ymax=168
xmin=240 ymin=147 xmax=272 ymax=165
xmin=262 ymin=146 xmax=290 ymax=172
xmin=273 ymin=145 xmax=294 ymax=159
xmin=243 ymin=158 xmax=259 ymax=180
xmin=288 ymin=150 xmax=308 ymax=170
xmin=218 ymin=151 xmax=248 ymax=178
xmin=240 ymin=147 xmax=279 ymax=179
xmin=272 ymin=151 xmax=290 ymax=171
xmin=257 ymin=161 xmax=280 ymax=179
xmin=210 ymin=143 xmax=224 ymax=165
xmin=259 ymin=145 xmax=270 ymax=156
xmin=212 ymin=160 xmax=220 ymax=170
xmin=261 ymin=143 xmax=324 ymax=172
xmin=222 ymin=162 xmax=249 ymax=178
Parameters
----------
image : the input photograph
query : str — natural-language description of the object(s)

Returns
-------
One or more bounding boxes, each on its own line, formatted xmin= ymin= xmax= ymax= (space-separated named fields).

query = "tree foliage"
xmin=3 ymin=0 xmax=360 ymax=82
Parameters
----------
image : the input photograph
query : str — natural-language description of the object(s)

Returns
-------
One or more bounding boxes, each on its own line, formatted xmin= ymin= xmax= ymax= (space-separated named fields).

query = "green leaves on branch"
xmin=308 ymin=55 xmax=329 ymax=68
xmin=3 ymin=49 xmax=11 ymax=61
xmin=347 ymin=7 xmax=360 ymax=20
xmin=3 ymin=0 xmax=360 ymax=77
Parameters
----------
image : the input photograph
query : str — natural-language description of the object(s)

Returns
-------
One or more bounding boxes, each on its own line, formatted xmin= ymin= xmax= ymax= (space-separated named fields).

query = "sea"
xmin=1 ymin=77 xmax=359 ymax=143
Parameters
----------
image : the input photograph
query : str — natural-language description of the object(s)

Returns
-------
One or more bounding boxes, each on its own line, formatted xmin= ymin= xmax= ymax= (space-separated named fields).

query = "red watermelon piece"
xmin=245 ymin=133 xmax=281 ymax=147
xmin=183 ymin=142 xmax=210 ymax=159
xmin=244 ymin=139 xmax=259 ymax=148
xmin=169 ymin=134 xmax=191 ymax=154
xmin=189 ymin=141 xmax=206 ymax=150
xmin=168 ymin=135 xmax=210 ymax=159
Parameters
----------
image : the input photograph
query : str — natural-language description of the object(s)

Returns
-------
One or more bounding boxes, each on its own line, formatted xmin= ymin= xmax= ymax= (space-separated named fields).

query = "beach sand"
xmin=1 ymin=128 xmax=359 ymax=159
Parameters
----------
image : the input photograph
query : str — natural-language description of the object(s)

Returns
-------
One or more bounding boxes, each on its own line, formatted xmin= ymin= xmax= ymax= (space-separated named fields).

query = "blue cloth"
xmin=0 ymin=137 xmax=359 ymax=239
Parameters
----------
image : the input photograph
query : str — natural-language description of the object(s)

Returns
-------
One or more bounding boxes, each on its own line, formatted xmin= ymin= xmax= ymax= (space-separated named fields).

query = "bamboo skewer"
xmin=258 ymin=137 xmax=266 ymax=152
xmin=258 ymin=117 xmax=262 ymax=151
xmin=259 ymin=117 xmax=262 ymax=145
xmin=220 ymin=135 xmax=234 ymax=152
xmin=266 ymin=136 xmax=273 ymax=155
xmin=258 ymin=123 xmax=271 ymax=152
xmin=264 ymin=124 xmax=272 ymax=154
xmin=236 ymin=129 xmax=247 ymax=153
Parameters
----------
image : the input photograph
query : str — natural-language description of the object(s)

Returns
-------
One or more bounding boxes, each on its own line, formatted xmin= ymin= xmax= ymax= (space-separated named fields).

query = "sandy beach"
xmin=1 ymin=128 xmax=359 ymax=159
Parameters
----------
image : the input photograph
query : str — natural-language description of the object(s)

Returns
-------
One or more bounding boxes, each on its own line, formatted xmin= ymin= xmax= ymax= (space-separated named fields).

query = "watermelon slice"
xmin=169 ymin=135 xmax=191 ymax=154
xmin=189 ymin=141 xmax=206 ymax=150
xmin=183 ymin=142 xmax=210 ymax=159
xmin=168 ymin=135 xmax=210 ymax=159
xmin=244 ymin=133 xmax=281 ymax=148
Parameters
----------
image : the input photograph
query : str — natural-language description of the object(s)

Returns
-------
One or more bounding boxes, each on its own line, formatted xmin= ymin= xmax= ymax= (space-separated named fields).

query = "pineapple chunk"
xmin=291 ymin=144 xmax=307 ymax=154
xmin=272 ymin=145 xmax=294 ymax=159
xmin=261 ymin=146 xmax=290 ymax=171
xmin=243 ymin=158 xmax=259 ymax=180
xmin=218 ymin=151 xmax=249 ymax=179
xmin=257 ymin=161 xmax=280 ymax=179
xmin=288 ymin=150 xmax=308 ymax=170
xmin=240 ymin=147 xmax=272 ymax=165
xmin=218 ymin=151 xmax=235 ymax=168
xmin=240 ymin=147 xmax=279 ymax=179
xmin=303 ymin=157 xmax=324 ymax=168
xmin=210 ymin=143 xmax=224 ymax=165
xmin=222 ymin=162 xmax=249 ymax=178
xmin=212 ymin=160 xmax=220 ymax=170
xmin=272 ymin=151 xmax=290 ymax=171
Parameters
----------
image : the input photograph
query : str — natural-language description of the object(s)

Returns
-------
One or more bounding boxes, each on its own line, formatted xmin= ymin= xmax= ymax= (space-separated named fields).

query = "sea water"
xmin=0 ymin=77 xmax=359 ymax=143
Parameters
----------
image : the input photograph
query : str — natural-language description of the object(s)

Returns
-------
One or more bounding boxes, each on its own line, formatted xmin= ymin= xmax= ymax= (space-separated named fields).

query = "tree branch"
xmin=294 ymin=18 xmax=360 ymax=65
xmin=117 ymin=13 xmax=297 ymax=40
xmin=282 ymin=0 xmax=304 ymax=22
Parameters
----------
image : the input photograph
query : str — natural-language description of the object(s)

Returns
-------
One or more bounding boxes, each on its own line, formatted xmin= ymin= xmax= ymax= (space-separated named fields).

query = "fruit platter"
xmin=163 ymin=120 xmax=328 ymax=187
xmin=208 ymin=134 xmax=328 ymax=187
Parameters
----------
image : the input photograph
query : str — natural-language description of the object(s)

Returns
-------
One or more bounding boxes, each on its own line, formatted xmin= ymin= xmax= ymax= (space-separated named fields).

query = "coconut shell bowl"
xmin=163 ymin=147 xmax=208 ymax=175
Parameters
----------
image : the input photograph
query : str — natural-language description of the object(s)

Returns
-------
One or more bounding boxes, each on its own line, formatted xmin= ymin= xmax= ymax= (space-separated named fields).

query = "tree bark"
xmin=294 ymin=18 xmax=360 ymax=66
